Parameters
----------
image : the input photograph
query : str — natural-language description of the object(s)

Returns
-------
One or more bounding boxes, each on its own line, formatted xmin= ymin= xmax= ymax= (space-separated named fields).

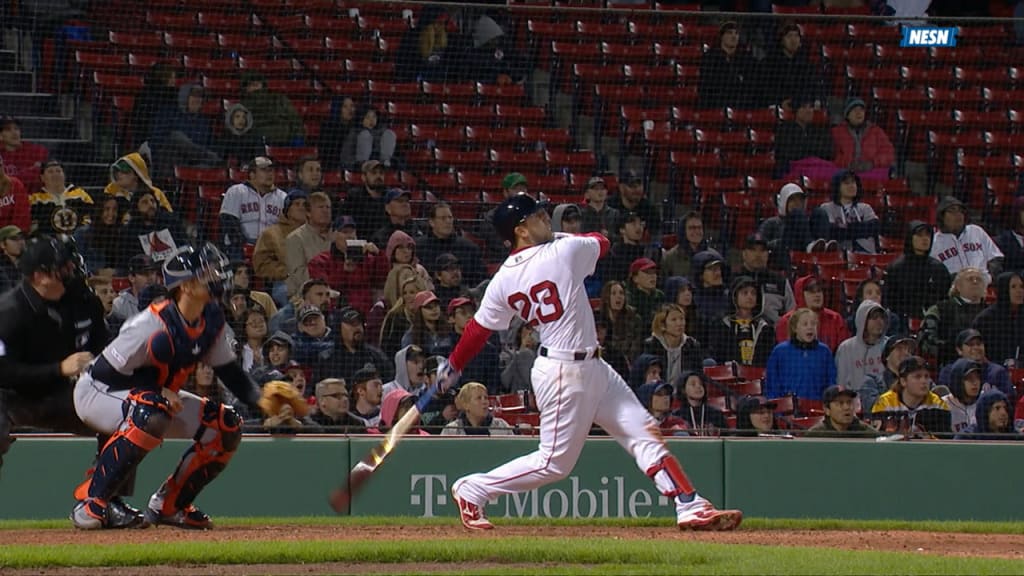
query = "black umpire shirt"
xmin=0 ymin=278 xmax=109 ymax=398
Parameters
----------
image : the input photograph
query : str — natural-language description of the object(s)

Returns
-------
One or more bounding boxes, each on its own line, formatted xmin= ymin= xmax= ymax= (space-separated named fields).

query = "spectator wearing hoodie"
xmin=831 ymin=97 xmax=895 ymax=181
xmin=597 ymin=280 xmax=644 ymax=369
xmin=394 ymin=5 xmax=453 ymax=83
xmin=254 ymin=192 xmax=307 ymax=304
xmin=75 ymin=196 xmax=126 ymax=273
xmin=936 ymin=328 xmax=1016 ymax=408
xmin=697 ymin=21 xmax=757 ymax=110
xmin=218 ymin=103 xmax=264 ymax=167
xmin=775 ymin=275 xmax=850 ymax=353
xmin=551 ymin=203 xmax=582 ymax=235
xmin=459 ymin=15 xmax=525 ymax=85
xmin=871 ymin=355 xmax=951 ymax=438
xmin=759 ymin=23 xmax=823 ymax=109
xmin=765 ymin=307 xmax=836 ymax=401
xmin=804 ymin=385 xmax=878 ymax=438
xmin=602 ymin=210 xmax=656 ymax=283
xmin=942 ymin=358 xmax=983 ymax=434
xmin=972 ymin=271 xmax=1024 ymax=367
xmin=580 ymin=176 xmax=619 ymax=239
xmin=251 ymin=331 xmax=294 ymax=385
xmin=151 ymin=83 xmax=220 ymax=171
xmin=921 ymin=268 xmax=989 ymax=365
xmin=956 ymin=390 xmax=1020 ymax=440
xmin=103 ymin=152 xmax=173 ymax=215
xmin=240 ymin=72 xmax=305 ymax=146
xmin=734 ymin=233 xmax=794 ymax=325
xmin=708 ymin=276 xmax=774 ymax=368
xmin=348 ymin=367 xmax=384 ymax=428
xmin=691 ymin=250 xmax=731 ymax=342
xmin=812 ymin=170 xmax=880 ymax=254
xmin=861 ymin=336 xmax=916 ymax=417
xmin=662 ymin=211 xmax=711 ymax=280
xmin=628 ymin=353 xmax=664 ymax=390
xmin=441 ymin=382 xmax=515 ymax=436
xmin=996 ymin=196 xmax=1024 ymax=275
xmin=733 ymin=395 xmax=781 ymax=437
xmin=642 ymin=303 xmax=705 ymax=384
xmin=626 ymin=258 xmax=665 ymax=330
xmin=636 ymin=381 xmax=690 ymax=437
xmin=318 ymin=96 xmax=359 ymax=172
xmin=834 ymin=300 xmax=888 ymax=396
xmin=308 ymin=217 xmax=384 ymax=316
xmin=121 ymin=189 xmax=188 ymax=263
xmin=758 ymin=183 xmax=817 ymax=271
xmin=448 ymin=297 xmax=501 ymax=391
xmin=884 ymin=220 xmax=952 ymax=328
xmin=672 ymin=371 xmax=728 ymax=436
xmin=382 ymin=344 xmax=429 ymax=398
xmin=930 ymin=196 xmax=1004 ymax=284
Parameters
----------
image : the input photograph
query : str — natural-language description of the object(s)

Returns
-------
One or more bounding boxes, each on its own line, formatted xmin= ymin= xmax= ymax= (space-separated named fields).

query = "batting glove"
xmin=436 ymin=358 xmax=461 ymax=393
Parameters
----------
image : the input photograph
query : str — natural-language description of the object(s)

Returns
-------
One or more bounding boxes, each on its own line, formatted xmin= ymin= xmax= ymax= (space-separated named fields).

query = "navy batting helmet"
xmin=492 ymin=194 xmax=544 ymax=243
xmin=163 ymin=242 xmax=232 ymax=296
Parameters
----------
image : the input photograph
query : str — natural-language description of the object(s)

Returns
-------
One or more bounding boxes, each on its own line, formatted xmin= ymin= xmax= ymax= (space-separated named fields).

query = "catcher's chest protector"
xmin=149 ymin=301 xmax=226 ymax=392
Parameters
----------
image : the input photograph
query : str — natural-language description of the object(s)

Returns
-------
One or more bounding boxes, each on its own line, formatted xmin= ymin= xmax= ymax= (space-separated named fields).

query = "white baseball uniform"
xmin=219 ymin=183 xmax=287 ymax=243
xmin=449 ymin=233 xmax=700 ymax=514
xmin=930 ymin=224 xmax=1003 ymax=284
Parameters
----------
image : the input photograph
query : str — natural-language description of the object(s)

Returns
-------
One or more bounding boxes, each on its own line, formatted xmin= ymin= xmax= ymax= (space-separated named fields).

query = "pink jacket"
xmin=831 ymin=123 xmax=895 ymax=170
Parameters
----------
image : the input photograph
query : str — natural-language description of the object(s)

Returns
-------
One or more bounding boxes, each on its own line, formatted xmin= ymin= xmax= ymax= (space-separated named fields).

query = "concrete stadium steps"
xmin=15 ymin=115 xmax=77 ymax=139
xmin=34 ymin=138 xmax=94 ymax=163
xmin=0 ymin=92 xmax=59 ymax=116
xmin=0 ymin=50 xmax=17 ymax=71
xmin=0 ymin=70 xmax=33 ymax=93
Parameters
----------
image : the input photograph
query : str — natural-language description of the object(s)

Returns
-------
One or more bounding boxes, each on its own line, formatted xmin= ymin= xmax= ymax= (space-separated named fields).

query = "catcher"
xmin=71 ymin=243 xmax=269 ymax=530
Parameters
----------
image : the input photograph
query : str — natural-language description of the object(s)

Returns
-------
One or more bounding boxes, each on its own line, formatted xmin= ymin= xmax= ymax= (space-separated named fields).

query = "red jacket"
xmin=774 ymin=275 xmax=851 ymax=353
xmin=1 ymin=142 xmax=49 ymax=186
xmin=0 ymin=175 xmax=31 ymax=231
xmin=831 ymin=123 xmax=895 ymax=170
xmin=307 ymin=247 xmax=384 ymax=316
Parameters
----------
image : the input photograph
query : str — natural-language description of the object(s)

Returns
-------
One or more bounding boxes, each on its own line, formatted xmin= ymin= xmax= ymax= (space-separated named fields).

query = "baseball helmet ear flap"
xmin=492 ymin=194 xmax=543 ymax=243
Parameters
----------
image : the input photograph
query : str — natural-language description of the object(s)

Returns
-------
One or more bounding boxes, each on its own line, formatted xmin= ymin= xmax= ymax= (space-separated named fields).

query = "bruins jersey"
xmin=870 ymin=390 xmax=952 ymax=438
xmin=30 ymin=185 xmax=94 ymax=236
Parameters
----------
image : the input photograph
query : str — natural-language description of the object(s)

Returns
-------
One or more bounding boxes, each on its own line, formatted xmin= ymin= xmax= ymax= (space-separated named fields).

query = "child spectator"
xmin=871 ymin=355 xmax=951 ymax=438
xmin=765 ymin=307 xmax=836 ymax=401
xmin=707 ymin=276 xmax=774 ymax=368
xmin=441 ymin=381 xmax=515 ymax=436
xmin=671 ymin=371 xmax=727 ymax=436
xmin=642 ymin=303 xmax=705 ymax=384
xmin=636 ymin=381 xmax=690 ymax=437
xmin=776 ymin=275 xmax=850 ymax=353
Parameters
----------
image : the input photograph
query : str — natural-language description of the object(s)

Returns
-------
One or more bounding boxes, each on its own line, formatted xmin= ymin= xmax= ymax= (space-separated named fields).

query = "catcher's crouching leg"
xmin=145 ymin=400 xmax=242 ymax=530
xmin=71 ymin=390 xmax=171 ymax=530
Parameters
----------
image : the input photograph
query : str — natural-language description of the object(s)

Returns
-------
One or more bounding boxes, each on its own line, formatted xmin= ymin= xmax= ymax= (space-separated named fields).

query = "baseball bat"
xmin=328 ymin=382 xmax=440 ymax=513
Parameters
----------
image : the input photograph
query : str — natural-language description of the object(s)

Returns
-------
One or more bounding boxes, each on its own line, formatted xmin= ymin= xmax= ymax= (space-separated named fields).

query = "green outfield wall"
xmin=2 ymin=436 xmax=1021 ymax=521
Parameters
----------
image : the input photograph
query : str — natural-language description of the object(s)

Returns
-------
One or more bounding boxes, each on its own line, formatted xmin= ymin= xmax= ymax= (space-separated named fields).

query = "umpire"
xmin=0 ymin=235 xmax=107 ymax=469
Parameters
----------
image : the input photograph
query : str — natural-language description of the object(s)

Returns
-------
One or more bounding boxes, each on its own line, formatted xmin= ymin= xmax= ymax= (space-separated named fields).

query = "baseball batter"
xmin=439 ymin=195 xmax=742 ymax=531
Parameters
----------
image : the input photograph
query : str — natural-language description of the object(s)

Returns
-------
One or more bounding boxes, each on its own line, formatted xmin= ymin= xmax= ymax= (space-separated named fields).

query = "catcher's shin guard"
xmin=88 ymin=390 xmax=171 ymax=502
xmin=75 ymin=436 xmax=139 ymax=501
xmin=645 ymin=455 xmax=696 ymax=499
xmin=152 ymin=400 xmax=241 ymax=518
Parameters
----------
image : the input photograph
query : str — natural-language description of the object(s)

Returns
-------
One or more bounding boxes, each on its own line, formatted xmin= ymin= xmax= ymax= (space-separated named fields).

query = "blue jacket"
xmin=765 ymin=339 xmax=836 ymax=401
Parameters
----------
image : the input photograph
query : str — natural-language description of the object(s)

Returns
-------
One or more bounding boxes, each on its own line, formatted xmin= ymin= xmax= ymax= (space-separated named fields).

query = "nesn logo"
xmin=900 ymin=27 xmax=958 ymax=47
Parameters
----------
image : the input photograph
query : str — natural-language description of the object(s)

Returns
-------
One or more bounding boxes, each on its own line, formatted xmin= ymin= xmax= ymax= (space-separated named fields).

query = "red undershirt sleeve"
xmin=449 ymin=318 xmax=493 ymax=372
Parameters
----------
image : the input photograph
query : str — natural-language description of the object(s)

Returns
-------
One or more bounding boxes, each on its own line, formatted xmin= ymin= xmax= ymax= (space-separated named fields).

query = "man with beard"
xmin=323 ymin=307 xmax=391 ymax=384
xmin=347 ymin=367 xmax=384 ymax=428
xmin=122 ymin=191 xmax=189 ymax=265
xmin=339 ymin=160 xmax=388 ymax=238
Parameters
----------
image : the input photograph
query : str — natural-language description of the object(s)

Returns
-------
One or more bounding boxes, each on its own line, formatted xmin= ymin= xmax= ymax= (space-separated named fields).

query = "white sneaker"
xmin=452 ymin=484 xmax=493 ymax=530
xmin=676 ymin=494 xmax=743 ymax=531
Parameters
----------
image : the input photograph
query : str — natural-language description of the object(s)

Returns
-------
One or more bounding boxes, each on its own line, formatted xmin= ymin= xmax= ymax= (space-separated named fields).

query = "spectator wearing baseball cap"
xmin=292 ymin=304 xmax=333 ymax=369
xmin=860 ymin=336 xmax=917 ymax=415
xmin=432 ymin=253 xmax=466 ymax=312
xmin=601 ymin=210 xmax=654 ymax=284
xmin=219 ymin=155 xmax=288 ymax=260
xmin=734 ymin=395 xmax=780 ymax=437
xmin=691 ymin=250 xmax=731 ymax=337
xmin=734 ymin=231 xmax=795 ymax=325
xmin=580 ymin=175 xmax=619 ymax=239
xmin=0 ymin=114 xmax=49 ymax=185
xmin=370 ymin=188 xmax=422 ymax=247
xmin=765 ymin=307 xmax=836 ymax=402
xmin=707 ymin=275 xmax=773 ymax=368
xmin=0 ymin=224 xmax=24 ymax=293
xmin=940 ymin=358 xmax=985 ymax=434
xmin=339 ymin=159 xmax=388 ymax=239
xmin=347 ymin=366 xmax=384 ymax=428
xmin=447 ymin=296 xmax=500 ymax=390
xmin=626 ymin=257 xmax=665 ymax=330
xmin=400 ymin=290 xmax=454 ymax=358
xmin=804 ymin=385 xmax=878 ymax=438
xmin=308 ymin=215 xmax=382 ymax=316
xmin=935 ymin=328 xmax=1016 ymax=408
xmin=608 ymin=168 xmax=662 ymax=241
xmin=323 ymin=306 xmax=392 ymax=385
xmin=382 ymin=344 xmax=429 ymax=398
xmin=870 ymin=355 xmax=951 ymax=438
xmin=32 ymin=159 xmax=94 ymax=237
xmin=774 ymin=274 xmax=851 ymax=353
xmin=110 ymin=254 xmax=159 ymax=323
xmin=252 ymin=330 xmax=296 ymax=385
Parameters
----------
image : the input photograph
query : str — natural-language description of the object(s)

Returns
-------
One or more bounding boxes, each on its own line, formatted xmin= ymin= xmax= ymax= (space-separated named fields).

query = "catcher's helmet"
xmin=492 ymin=194 xmax=545 ymax=243
xmin=163 ymin=242 xmax=232 ymax=296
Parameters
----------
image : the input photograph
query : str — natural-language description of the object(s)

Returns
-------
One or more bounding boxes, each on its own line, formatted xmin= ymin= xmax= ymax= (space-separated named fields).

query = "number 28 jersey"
xmin=475 ymin=235 xmax=600 ymax=352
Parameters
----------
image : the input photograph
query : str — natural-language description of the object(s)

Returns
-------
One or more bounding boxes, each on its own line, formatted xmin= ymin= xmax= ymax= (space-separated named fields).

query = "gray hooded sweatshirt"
xmin=382 ymin=345 xmax=428 ymax=398
xmin=834 ymin=299 xmax=888 ymax=392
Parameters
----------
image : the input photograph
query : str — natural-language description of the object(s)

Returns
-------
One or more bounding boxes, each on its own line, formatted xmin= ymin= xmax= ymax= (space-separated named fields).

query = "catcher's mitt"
xmin=258 ymin=381 xmax=310 ymax=418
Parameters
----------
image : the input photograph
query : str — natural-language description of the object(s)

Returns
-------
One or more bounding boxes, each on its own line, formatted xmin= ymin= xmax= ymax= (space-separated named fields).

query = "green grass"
xmin=0 ymin=537 xmax=1021 ymax=574
xmin=2 ymin=515 xmax=1024 ymax=534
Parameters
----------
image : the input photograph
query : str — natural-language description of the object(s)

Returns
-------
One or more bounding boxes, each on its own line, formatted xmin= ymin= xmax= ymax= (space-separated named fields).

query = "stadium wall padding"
xmin=2 ymin=437 xmax=1021 ymax=521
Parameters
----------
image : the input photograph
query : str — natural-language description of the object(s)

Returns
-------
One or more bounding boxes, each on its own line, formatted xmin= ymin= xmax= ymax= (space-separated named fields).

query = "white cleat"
xmin=452 ymin=485 xmax=494 ymax=530
xmin=676 ymin=495 xmax=743 ymax=531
